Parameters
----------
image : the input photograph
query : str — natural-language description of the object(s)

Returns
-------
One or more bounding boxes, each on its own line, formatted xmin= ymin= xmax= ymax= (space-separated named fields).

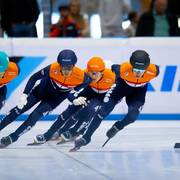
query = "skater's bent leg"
xmin=0 ymin=94 xmax=39 ymax=131
xmin=82 ymin=99 xmax=117 ymax=145
xmin=9 ymin=102 xmax=52 ymax=142
xmin=114 ymin=101 xmax=144 ymax=130
xmin=59 ymin=99 xmax=101 ymax=136
xmin=44 ymin=105 xmax=80 ymax=141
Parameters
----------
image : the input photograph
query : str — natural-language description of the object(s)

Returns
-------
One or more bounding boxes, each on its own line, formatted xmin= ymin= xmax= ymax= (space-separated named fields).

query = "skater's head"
xmin=57 ymin=49 xmax=77 ymax=77
xmin=130 ymin=50 xmax=150 ymax=78
xmin=0 ymin=51 xmax=9 ymax=78
xmin=58 ymin=5 xmax=70 ymax=19
xmin=87 ymin=57 xmax=105 ymax=83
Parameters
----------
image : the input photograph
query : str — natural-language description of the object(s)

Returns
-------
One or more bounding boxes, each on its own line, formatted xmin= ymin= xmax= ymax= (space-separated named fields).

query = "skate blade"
xmin=69 ymin=146 xmax=80 ymax=152
xmin=57 ymin=136 xmax=66 ymax=145
xmin=174 ymin=143 xmax=180 ymax=149
xmin=102 ymin=138 xmax=110 ymax=148
xmin=27 ymin=142 xmax=44 ymax=146
xmin=0 ymin=144 xmax=7 ymax=148
xmin=50 ymin=136 xmax=61 ymax=141
xmin=57 ymin=138 xmax=66 ymax=145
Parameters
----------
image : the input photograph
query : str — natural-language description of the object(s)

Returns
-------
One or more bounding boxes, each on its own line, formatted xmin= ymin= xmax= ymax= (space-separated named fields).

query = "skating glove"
xmin=73 ymin=97 xmax=87 ymax=106
xmin=17 ymin=93 xmax=28 ymax=109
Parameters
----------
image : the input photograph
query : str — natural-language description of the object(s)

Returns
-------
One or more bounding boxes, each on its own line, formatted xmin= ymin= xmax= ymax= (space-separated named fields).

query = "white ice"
xmin=0 ymin=121 xmax=180 ymax=180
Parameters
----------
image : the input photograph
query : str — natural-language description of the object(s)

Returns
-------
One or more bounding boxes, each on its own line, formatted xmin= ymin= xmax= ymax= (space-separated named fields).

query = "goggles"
xmin=88 ymin=71 xmax=102 ymax=77
xmin=61 ymin=65 xmax=74 ymax=71
xmin=133 ymin=68 xmax=145 ymax=74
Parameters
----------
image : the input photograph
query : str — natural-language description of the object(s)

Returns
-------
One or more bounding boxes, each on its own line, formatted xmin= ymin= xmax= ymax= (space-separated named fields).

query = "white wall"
xmin=0 ymin=38 xmax=179 ymax=120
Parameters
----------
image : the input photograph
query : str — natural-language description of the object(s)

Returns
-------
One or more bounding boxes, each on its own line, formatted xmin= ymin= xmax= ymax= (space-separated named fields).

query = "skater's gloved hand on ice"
xmin=106 ymin=125 xmax=119 ymax=139
xmin=17 ymin=93 xmax=28 ymax=109
xmin=73 ymin=97 xmax=87 ymax=106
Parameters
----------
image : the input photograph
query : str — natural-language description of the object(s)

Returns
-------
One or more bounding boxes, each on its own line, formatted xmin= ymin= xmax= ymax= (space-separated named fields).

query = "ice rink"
xmin=0 ymin=121 xmax=180 ymax=180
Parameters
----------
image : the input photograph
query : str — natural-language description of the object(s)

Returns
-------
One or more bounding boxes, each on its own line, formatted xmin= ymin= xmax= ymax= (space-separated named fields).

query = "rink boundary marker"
xmin=47 ymin=143 xmax=113 ymax=180
xmin=0 ymin=114 xmax=180 ymax=120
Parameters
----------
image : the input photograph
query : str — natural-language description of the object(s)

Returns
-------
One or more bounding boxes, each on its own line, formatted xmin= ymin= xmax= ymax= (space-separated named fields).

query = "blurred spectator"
xmin=167 ymin=0 xmax=180 ymax=17
xmin=49 ymin=5 xmax=81 ymax=37
xmin=0 ymin=0 xmax=40 ymax=37
xmin=70 ymin=0 xmax=90 ymax=37
xmin=124 ymin=11 xmax=139 ymax=37
xmin=0 ymin=13 xmax=2 ymax=37
xmin=79 ymin=0 xmax=99 ymax=16
xmin=136 ymin=0 xmax=180 ymax=36
xmin=130 ymin=0 xmax=151 ymax=13
xmin=0 ymin=29 xmax=2 ymax=37
xmin=99 ymin=0 xmax=131 ymax=37
xmin=140 ymin=0 xmax=152 ymax=12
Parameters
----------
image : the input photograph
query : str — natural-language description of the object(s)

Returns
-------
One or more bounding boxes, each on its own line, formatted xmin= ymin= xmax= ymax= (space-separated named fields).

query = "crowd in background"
xmin=0 ymin=0 xmax=40 ymax=37
xmin=0 ymin=0 xmax=180 ymax=38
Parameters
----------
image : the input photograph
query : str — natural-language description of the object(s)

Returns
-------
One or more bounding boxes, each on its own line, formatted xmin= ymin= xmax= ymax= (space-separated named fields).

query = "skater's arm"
xmin=23 ymin=65 xmax=50 ymax=95
xmin=155 ymin=65 xmax=160 ymax=77
xmin=68 ymin=74 xmax=92 ymax=102
xmin=111 ymin=64 xmax=120 ymax=79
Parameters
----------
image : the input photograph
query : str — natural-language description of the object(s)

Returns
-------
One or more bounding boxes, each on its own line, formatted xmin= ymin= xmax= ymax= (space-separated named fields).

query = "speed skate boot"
xmin=57 ymin=131 xmax=77 ymax=145
xmin=0 ymin=136 xmax=12 ymax=148
xmin=106 ymin=125 xmax=119 ymax=139
xmin=69 ymin=137 xmax=87 ymax=152
xmin=27 ymin=134 xmax=46 ymax=146
xmin=102 ymin=125 xmax=120 ymax=147
xmin=50 ymin=132 xmax=61 ymax=141
xmin=34 ymin=134 xmax=46 ymax=144
xmin=174 ymin=143 xmax=180 ymax=148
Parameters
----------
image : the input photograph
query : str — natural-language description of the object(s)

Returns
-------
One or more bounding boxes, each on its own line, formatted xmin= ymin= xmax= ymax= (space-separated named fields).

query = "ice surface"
xmin=0 ymin=121 xmax=180 ymax=180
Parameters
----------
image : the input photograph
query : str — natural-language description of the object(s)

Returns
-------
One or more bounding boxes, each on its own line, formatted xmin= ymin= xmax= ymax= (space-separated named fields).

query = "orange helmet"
xmin=87 ymin=57 xmax=105 ymax=72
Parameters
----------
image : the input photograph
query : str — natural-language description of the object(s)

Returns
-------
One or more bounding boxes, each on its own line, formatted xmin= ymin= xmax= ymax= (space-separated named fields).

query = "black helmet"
xmin=57 ymin=49 xmax=77 ymax=67
xmin=130 ymin=50 xmax=150 ymax=70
